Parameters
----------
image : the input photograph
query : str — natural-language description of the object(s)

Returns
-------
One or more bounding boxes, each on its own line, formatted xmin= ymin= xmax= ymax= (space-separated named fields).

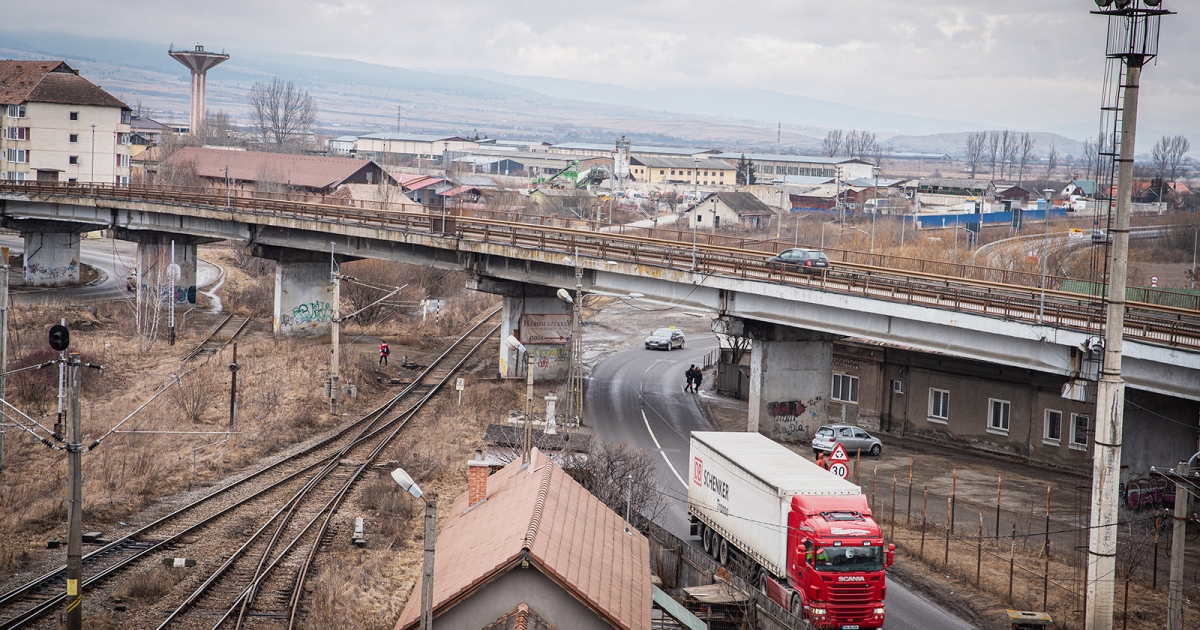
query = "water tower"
xmin=168 ymin=44 xmax=229 ymax=135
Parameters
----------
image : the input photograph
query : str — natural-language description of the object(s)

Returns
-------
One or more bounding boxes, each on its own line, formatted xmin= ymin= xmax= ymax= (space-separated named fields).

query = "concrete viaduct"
xmin=2 ymin=183 xmax=1198 ymax=442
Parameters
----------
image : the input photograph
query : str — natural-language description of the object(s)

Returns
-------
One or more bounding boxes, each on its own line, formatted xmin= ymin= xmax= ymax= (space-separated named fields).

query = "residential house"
xmin=996 ymin=185 xmax=1033 ymax=202
xmin=789 ymin=185 xmax=860 ymax=212
xmin=689 ymin=191 xmax=776 ymax=229
xmin=160 ymin=146 xmax=394 ymax=194
xmin=0 ymin=60 xmax=131 ymax=184
xmin=629 ymin=156 xmax=735 ymax=186
xmin=400 ymin=174 xmax=449 ymax=205
xmin=713 ymin=153 xmax=876 ymax=181
xmin=1062 ymin=180 xmax=1098 ymax=199
xmin=917 ymin=178 xmax=995 ymax=197
xmin=393 ymin=448 xmax=652 ymax=630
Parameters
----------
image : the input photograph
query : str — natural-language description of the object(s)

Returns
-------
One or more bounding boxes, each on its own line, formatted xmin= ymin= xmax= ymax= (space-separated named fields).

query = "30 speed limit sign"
xmin=828 ymin=462 xmax=849 ymax=479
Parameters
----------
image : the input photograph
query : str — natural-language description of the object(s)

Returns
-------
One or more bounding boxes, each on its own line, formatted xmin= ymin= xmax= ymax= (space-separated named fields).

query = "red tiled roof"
xmin=0 ymin=60 xmax=126 ymax=108
xmin=164 ymin=146 xmax=391 ymax=191
xmin=395 ymin=449 xmax=651 ymax=630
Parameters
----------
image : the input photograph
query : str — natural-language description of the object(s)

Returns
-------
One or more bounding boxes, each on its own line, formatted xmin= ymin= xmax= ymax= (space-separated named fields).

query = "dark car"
xmin=766 ymin=248 xmax=830 ymax=273
xmin=645 ymin=327 xmax=685 ymax=351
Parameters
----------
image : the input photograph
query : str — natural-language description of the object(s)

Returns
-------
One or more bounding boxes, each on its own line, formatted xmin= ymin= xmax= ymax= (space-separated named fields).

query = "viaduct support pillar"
xmin=134 ymin=232 xmax=198 ymax=306
xmin=742 ymin=319 xmax=838 ymax=442
xmin=22 ymin=231 xmax=81 ymax=287
xmin=467 ymin=276 xmax=572 ymax=380
xmin=274 ymin=258 xmax=333 ymax=336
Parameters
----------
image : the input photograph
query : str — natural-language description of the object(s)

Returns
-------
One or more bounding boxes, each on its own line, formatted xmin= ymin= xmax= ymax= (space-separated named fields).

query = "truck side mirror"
xmin=886 ymin=543 xmax=895 ymax=568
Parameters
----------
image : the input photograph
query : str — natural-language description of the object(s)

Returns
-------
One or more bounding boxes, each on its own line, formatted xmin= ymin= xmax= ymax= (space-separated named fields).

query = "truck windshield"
xmin=813 ymin=545 xmax=884 ymax=572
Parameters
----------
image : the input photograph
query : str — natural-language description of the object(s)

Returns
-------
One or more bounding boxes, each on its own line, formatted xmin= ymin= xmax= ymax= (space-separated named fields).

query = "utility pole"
xmin=0 ymin=247 xmax=8 ymax=473
xmin=1167 ymin=462 xmax=1189 ymax=630
xmin=167 ymin=240 xmax=179 ymax=346
xmin=420 ymin=495 xmax=437 ymax=630
xmin=329 ymin=270 xmax=341 ymax=416
xmin=65 ymin=352 xmax=82 ymax=630
xmin=567 ymin=254 xmax=584 ymax=427
xmin=55 ymin=318 xmax=66 ymax=439
xmin=1086 ymin=5 xmax=1171 ymax=629
xmin=228 ymin=342 xmax=239 ymax=428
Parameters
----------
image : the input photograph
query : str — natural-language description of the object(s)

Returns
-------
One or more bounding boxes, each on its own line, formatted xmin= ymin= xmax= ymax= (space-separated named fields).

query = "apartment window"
xmin=1070 ymin=414 xmax=1090 ymax=450
xmin=117 ymin=133 xmax=131 ymax=146
xmin=831 ymin=374 xmax=859 ymax=404
xmin=6 ymin=105 xmax=26 ymax=118
xmin=659 ymin=170 xmax=664 ymax=175
xmin=69 ymin=133 xmax=78 ymax=143
xmin=6 ymin=149 xmax=29 ymax=163
xmin=117 ymin=154 xmax=129 ymax=168
xmin=69 ymin=111 xmax=79 ymax=121
xmin=121 ymin=110 xmax=131 ymax=124
xmin=118 ymin=175 xmax=129 ymax=186
xmin=1044 ymin=410 xmax=1062 ymax=445
xmin=988 ymin=399 xmax=1011 ymax=435
xmin=5 ymin=171 xmax=25 ymax=181
xmin=6 ymin=127 xmax=30 ymax=141
xmin=928 ymin=389 xmax=949 ymax=423
xmin=69 ymin=156 xmax=79 ymax=165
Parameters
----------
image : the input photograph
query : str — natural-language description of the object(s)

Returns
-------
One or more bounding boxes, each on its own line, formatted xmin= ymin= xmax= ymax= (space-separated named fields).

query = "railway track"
xmin=184 ymin=314 xmax=250 ymax=361
xmin=0 ymin=307 xmax=500 ymax=630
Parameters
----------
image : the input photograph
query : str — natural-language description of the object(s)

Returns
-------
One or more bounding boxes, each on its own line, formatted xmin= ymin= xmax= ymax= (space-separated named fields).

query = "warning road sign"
xmin=829 ymin=442 xmax=849 ymax=464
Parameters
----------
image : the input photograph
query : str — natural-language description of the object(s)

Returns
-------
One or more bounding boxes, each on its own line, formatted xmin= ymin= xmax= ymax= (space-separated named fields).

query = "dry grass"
xmin=113 ymin=567 xmax=186 ymax=602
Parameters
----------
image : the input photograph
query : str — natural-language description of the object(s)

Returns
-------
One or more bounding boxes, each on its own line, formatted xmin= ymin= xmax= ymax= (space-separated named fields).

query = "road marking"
xmin=642 ymin=409 xmax=685 ymax=487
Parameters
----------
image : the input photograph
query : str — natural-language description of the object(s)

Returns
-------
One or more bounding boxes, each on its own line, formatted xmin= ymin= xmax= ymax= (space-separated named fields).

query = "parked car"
xmin=644 ymin=327 xmax=685 ymax=351
xmin=1091 ymin=229 xmax=1112 ymax=244
xmin=812 ymin=424 xmax=883 ymax=457
xmin=766 ymin=248 xmax=830 ymax=273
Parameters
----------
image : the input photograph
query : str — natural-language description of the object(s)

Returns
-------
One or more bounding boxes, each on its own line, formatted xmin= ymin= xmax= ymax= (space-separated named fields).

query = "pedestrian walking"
xmin=684 ymin=365 xmax=696 ymax=393
xmin=816 ymin=451 xmax=829 ymax=470
xmin=379 ymin=342 xmax=390 ymax=366
xmin=692 ymin=366 xmax=703 ymax=393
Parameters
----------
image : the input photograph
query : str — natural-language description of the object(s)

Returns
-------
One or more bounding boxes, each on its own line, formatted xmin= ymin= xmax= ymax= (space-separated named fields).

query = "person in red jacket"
xmin=379 ymin=342 xmax=390 ymax=366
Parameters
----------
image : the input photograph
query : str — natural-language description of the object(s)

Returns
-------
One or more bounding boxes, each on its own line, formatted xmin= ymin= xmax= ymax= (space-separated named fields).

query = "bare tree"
xmin=1016 ymin=132 xmax=1036 ymax=187
xmin=871 ymin=141 xmax=893 ymax=172
xmin=1081 ymin=136 xmax=1098 ymax=184
xmin=145 ymin=129 xmax=201 ymax=187
xmin=1001 ymin=130 xmax=1019 ymax=180
xmin=964 ymin=131 xmax=987 ymax=178
xmin=248 ymin=77 xmax=317 ymax=153
xmin=199 ymin=110 xmax=234 ymax=146
xmin=987 ymin=130 xmax=1001 ymax=180
xmin=1151 ymin=134 xmax=1191 ymax=189
xmin=565 ymin=440 xmax=666 ymax=530
xmin=821 ymin=129 xmax=843 ymax=158
xmin=1045 ymin=142 xmax=1059 ymax=180
xmin=845 ymin=130 xmax=877 ymax=161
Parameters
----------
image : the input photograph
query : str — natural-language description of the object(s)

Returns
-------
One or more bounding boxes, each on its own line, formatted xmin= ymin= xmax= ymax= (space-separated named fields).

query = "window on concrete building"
xmin=831 ymin=374 xmax=859 ymax=404
xmin=6 ymin=149 xmax=29 ymax=163
xmin=1070 ymin=414 xmax=1090 ymax=450
xmin=1044 ymin=410 xmax=1062 ymax=445
xmin=988 ymin=399 xmax=1011 ymax=435
xmin=69 ymin=156 xmax=79 ymax=165
xmin=5 ymin=171 xmax=26 ymax=181
xmin=6 ymin=105 xmax=26 ymax=118
xmin=7 ymin=127 xmax=29 ymax=140
xmin=659 ymin=170 xmax=665 ymax=175
xmin=117 ymin=154 xmax=129 ymax=168
xmin=69 ymin=111 xmax=79 ymax=121
xmin=928 ymin=389 xmax=949 ymax=422
xmin=69 ymin=133 xmax=78 ymax=143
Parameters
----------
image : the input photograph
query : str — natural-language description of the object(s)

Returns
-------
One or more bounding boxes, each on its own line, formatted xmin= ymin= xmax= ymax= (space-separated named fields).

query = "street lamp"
xmin=693 ymin=156 xmax=699 ymax=202
xmin=506 ymin=335 xmax=534 ymax=464
xmin=871 ymin=166 xmax=881 ymax=259
xmin=1189 ymin=224 xmax=1198 ymax=290
xmin=1039 ymin=188 xmax=1055 ymax=324
xmin=391 ymin=468 xmax=436 ymax=630
xmin=89 ymin=124 xmax=96 ymax=185
xmin=793 ymin=214 xmax=809 ymax=246
xmin=820 ymin=220 xmax=838 ymax=249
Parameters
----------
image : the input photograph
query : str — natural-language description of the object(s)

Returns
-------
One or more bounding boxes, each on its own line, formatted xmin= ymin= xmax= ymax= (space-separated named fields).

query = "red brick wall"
xmin=467 ymin=464 xmax=488 ymax=506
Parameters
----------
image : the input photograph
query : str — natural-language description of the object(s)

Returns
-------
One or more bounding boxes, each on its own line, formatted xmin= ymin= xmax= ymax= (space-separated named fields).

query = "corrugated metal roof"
xmin=714 ymin=152 xmax=868 ymax=165
xmin=631 ymin=156 xmax=734 ymax=170
xmin=360 ymin=132 xmax=470 ymax=142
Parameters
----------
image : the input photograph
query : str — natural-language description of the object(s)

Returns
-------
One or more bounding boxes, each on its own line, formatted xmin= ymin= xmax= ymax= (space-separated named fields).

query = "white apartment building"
xmin=0 ymin=60 xmax=132 ymax=184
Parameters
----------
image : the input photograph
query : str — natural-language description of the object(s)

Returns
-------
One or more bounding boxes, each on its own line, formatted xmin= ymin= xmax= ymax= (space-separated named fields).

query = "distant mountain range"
xmin=1 ymin=31 xmax=1090 ymax=158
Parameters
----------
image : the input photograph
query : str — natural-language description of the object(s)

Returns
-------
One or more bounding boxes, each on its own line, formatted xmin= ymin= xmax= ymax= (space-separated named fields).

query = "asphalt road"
xmin=585 ymin=333 xmax=972 ymax=630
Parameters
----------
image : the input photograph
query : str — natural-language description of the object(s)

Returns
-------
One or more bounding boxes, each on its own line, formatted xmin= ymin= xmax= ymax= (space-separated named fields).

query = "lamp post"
xmin=821 ymin=220 xmax=837 ymax=249
xmin=391 ymin=468 xmax=436 ymax=630
xmin=871 ymin=166 xmax=881 ymax=259
xmin=793 ymin=214 xmax=809 ymax=246
xmin=89 ymin=124 xmax=96 ymax=185
xmin=441 ymin=141 xmax=450 ymax=234
xmin=506 ymin=335 xmax=534 ymax=464
xmin=693 ymin=156 xmax=699 ymax=202
xmin=691 ymin=202 xmax=698 ymax=271
xmin=835 ymin=165 xmax=844 ymax=233
xmin=1039 ymin=188 xmax=1055 ymax=324
xmin=1189 ymin=224 xmax=1197 ymax=290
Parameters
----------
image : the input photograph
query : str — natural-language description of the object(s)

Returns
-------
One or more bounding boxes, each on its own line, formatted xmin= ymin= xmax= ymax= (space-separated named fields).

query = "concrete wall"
xmin=747 ymin=329 xmax=833 ymax=442
xmin=499 ymin=294 xmax=572 ymax=381
xmin=136 ymin=233 xmax=196 ymax=305
xmin=432 ymin=565 xmax=616 ymax=630
xmin=9 ymin=102 xmax=130 ymax=184
xmin=22 ymin=231 xmax=79 ymax=286
xmin=274 ymin=261 xmax=332 ymax=335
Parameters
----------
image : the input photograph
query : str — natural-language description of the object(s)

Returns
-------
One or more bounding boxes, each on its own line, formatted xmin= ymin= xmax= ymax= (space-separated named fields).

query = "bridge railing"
xmin=4 ymin=181 xmax=1198 ymax=349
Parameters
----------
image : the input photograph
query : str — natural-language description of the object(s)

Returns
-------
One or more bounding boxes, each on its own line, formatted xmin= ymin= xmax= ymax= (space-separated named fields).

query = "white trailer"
xmin=688 ymin=431 xmax=862 ymax=576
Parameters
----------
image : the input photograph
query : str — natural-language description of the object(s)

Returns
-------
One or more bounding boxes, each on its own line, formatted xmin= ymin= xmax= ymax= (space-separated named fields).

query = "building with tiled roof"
xmin=690 ymin=191 xmax=777 ymax=230
xmin=160 ymin=146 xmax=393 ymax=194
xmin=394 ymin=448 xmax=652 ymax=630
xmin=0 ymin=60 xmax=131 ymax=184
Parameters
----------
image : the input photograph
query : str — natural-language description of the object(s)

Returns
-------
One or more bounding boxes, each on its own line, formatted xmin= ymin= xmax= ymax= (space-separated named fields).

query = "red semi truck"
xmin=688 ymin=431 xmax=893 ymax=629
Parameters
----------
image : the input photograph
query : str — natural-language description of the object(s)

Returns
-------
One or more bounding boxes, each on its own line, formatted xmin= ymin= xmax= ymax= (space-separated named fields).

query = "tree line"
xmin=821 ymin=129 xmax=894 ymax=169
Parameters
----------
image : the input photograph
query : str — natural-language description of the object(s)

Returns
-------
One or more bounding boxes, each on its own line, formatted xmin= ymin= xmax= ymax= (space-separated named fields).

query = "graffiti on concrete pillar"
xmin=280 ymin=300 xmax=333 ymax=327
xmin=766 ymin=397 xmax=821 ymax=441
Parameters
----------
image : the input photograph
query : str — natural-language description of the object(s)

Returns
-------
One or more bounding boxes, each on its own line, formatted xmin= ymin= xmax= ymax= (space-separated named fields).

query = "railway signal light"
xmin=49 ymin=324 xmax=70 ymax=351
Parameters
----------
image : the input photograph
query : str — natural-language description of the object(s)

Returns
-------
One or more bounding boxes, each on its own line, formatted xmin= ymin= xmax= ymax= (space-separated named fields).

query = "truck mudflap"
xmin=688 ymin=514 xmax=700 ymax=537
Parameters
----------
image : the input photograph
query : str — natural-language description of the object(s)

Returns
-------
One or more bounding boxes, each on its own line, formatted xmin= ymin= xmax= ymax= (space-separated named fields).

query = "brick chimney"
xmin=467 ymin=449 xmax=489 ymax=507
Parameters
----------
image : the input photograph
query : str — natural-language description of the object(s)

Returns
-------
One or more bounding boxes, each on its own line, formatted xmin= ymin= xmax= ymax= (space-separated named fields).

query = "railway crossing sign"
xmin=828 ymin=443 xmax=850 ymax=480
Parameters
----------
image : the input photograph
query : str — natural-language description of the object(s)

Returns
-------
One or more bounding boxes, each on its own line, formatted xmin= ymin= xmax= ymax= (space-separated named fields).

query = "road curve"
xmin=585 ymin=333 xmax=972 ymax=630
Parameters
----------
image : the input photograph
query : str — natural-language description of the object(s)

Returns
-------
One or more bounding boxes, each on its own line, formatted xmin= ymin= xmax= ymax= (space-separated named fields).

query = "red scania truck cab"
xmin=688 ymin=431 xmax=893 ymax=630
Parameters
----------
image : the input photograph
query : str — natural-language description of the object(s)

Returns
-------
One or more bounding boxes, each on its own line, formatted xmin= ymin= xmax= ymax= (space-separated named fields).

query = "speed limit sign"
xmin=828 ymin=443 xmax=850 ymax=479
xmin=829 ymin=462 xmax=849 ymax=479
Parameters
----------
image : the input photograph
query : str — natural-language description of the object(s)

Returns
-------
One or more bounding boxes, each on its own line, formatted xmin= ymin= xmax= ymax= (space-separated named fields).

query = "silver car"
xmin=644 ymin=327 xmax=685 ymax=351
xmin=812 ymin=424 xmax=883 ymax=457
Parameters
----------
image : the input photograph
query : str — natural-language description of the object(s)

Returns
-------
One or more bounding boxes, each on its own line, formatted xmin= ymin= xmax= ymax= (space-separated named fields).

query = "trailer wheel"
xmin=718 ymin=537 xmax=730 ymax=566
xmin=758 ymin=568 xmax=770 ymax=597
xmin=701 ymin=525 xmax=712 ymax=554
xmin=790 ymin=592 xmax=803 ymax=616
xmin=710 ymin=533 xmax=723 ymax=560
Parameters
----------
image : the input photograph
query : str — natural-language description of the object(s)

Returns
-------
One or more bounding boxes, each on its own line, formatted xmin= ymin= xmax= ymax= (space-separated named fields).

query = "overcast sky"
xmin=11 ymin=1 xmax=1199 ymax=141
